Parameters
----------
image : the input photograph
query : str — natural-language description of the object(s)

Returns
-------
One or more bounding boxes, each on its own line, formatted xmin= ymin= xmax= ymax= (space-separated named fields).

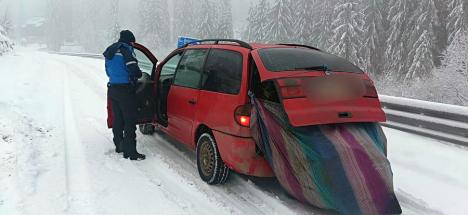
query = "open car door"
xmin=107 ymin=43 xmax=159 ymax=128
xmin=250 ymin=47 xmax=386 ymax=127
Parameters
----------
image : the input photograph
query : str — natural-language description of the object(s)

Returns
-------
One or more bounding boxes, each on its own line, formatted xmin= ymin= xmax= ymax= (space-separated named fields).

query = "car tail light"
xmin=363 ymin=80 xmax=378 ymax=98
xmin=235 ymin=104 xmax=251 ymax=127
xmin=277 ymin=78 xmax=306 ymax=99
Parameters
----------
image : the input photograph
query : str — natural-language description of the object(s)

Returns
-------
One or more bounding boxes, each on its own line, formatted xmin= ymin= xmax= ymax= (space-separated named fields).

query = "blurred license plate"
xmin=304 ymin=75 xmax=365 ymax=103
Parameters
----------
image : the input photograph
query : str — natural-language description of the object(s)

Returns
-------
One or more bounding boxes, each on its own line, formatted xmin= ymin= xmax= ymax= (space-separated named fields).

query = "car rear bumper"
xmin=212 ymin=130 xmax=274 ymax=177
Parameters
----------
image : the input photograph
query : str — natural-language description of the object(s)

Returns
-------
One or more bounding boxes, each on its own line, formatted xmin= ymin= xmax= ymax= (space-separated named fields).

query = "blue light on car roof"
xmin=177 ymin=36 xmax=200 ymax=48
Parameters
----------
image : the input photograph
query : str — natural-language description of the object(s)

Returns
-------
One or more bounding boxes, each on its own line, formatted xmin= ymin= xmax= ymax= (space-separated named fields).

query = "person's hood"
xmin=103 ymin=42 xmax=123 ymax=60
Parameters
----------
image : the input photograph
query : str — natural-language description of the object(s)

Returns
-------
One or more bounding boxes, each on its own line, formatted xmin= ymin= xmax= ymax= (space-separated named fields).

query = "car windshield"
xmin=258 ymin=47 xmax=364 ymax=73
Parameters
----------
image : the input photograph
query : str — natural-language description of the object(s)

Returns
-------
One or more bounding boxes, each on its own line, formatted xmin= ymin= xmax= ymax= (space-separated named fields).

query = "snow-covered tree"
xmin=265 ymin=0 xmax=294 ymax=43
xmin=173 ymin=0 xmax=198 ymax=38
xmin=404 ymin=0 xmax=438 ymax=81
xmin=329 ymin=0 xmax=365 ymax=67
xmin=197 ymin=0 xmax=218 ymax=39
xmin=384 ymin=0 xmax=416 ymax=79
xmin=74 ymin=0 xmax=108 ymax=52
xmin=244 ymin=3 xmax=259 ymax=41
xmin=45 ymin=0 xmax=67 ymax=51
xmin=217 ymin=0 xmax=234 ymax=39
xmin=293 ymin=0 xmax=316 ymax=45
xmin=139 ymin=0 xmax=171 ymax=50
xmin=407 ymin=30 xmax=468 ymax=106
xmin=108 ymin=0 xmax=121 ymax=43
xmin=0 ymin=10 xmax=12 ymax=35
xmin=0 ymin=24 xmax=13 ymax=55
xmin=440 ymin=29 xmax=468 ymax=87
xmin=405 ymin=31 xmax=435 ymax=81
xmin=244 ymin=0 xmax=270 ymax=42
xmin=362 ymin=0 xmax=385 ymax=77
xmin=310 ymin=0 xmax=335 ymax=49
xmin=447 ymin=0 xmax=468 ymax=43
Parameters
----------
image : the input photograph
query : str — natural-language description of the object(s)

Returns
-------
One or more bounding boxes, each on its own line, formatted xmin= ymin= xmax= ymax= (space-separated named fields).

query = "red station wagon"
xmin=107 ymin=39 xmax=386 ymax=185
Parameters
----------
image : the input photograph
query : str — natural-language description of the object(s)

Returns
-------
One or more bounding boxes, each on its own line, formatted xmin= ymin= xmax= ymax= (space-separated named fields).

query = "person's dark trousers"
xmin=108 ymin=84 xmax=138 ymax=155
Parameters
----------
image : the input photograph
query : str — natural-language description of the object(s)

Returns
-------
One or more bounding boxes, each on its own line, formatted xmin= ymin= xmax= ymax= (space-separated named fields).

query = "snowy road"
xmin=1 ymin=48 xmax=467 ymax=215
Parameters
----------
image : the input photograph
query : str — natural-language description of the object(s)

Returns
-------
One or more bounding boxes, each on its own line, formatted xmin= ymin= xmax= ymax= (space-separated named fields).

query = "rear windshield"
xmin=258 ymin=47 xmax=364 ymax=73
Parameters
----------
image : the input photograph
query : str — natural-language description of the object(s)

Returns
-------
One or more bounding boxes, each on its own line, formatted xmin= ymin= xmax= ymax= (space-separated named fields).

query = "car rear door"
xmin=106 ymin=43 xmax=159 ymax=128
xmin=251 ymin=48 xmax=386 ymax=127
xmin=166 ymin=48 xmax=209 ymax=145
xmin=197 ymin=47 xmax=251 ymax=137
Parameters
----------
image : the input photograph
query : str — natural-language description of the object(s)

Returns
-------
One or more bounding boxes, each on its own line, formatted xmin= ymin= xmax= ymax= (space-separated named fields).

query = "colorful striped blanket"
xmin=250 ymin=98 xmax=402 ymax=215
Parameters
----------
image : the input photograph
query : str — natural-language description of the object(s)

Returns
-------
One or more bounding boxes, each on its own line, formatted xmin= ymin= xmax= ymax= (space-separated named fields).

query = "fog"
xmin=0 ymin=0 xmax=467 ymax=106
xmin=1 ymin=0 xmax=256 ymax=38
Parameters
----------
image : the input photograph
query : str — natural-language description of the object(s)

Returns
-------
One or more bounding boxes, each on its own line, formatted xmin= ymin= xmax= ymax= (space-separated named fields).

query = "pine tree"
xmin=329 ymin=0 xmax=365 ymax=67
xmin=217 ymin=0 xmax=234 ymax=39
xmin=197 ymin=0 xmax=217 ymax=39
xmin=363 ymin=0 xmax=385 ymax=77
xmin=266 ymin=0 xmax=294 ymax=43
xmin=244 ymin=0 xmax=270 ymax=42
xmin=447 ymin=0 xmax=468 ymax=43
xmin=310 ymin=0 xmax=335 ymax=49
xmin=412 ymin=29 xmax=468 ymax=106
xmin=108 ymin=0 xmax=121 ymax=44
xmin=384 ymin=0 xmax=416 ymax=79
xmin=173 ymin=0 xmax=197 ymax=38
xmin=0 ymin=10 xmax=12 ymax=35
xmin=45 ymin=0 xmax=67 ymax=51
xmin=77 ymin=0 xmax=109 ymax=52
xmin=293 ymin=0 xmax=316 ymax=45
xmin=443 ymin=29 xmax=468 ymax=83
xmin=406 ymin=31 xmax=434 ymax=81
xmin=0 ymin=24 xmax=13 ymax=55
xmin=244 ymin=2 xmax=259 ymax=41
xmin=405 ymin=0 xmax=437 ymax=81
xmin=139 ymin=0 xmax=171 ymax=50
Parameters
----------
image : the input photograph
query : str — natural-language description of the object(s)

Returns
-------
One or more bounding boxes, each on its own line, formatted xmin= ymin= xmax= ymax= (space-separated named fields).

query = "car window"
xmin=173 ymin=49 xmax=208 ymax=89
xmin=134 ymin=49 xmax=153 ymax=75
xmin=202 ymin=49 xmax=243 ymax=95
xmin=161 ymin=53 xmax=182 ymax=76
xmin=258 ymin=47 xmax=364 ymax=73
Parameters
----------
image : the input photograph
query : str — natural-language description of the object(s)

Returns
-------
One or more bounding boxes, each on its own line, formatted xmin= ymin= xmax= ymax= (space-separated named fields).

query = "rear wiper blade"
xmin=294 ymin=65 xmax=330 ymax=71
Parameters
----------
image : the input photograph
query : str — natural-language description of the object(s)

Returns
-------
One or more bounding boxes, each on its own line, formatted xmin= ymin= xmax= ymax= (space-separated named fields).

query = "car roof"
xmin=249 ymin=43 xmax=284 ymax=49
xmin=182 ymin=39 xmax=321 ymax=51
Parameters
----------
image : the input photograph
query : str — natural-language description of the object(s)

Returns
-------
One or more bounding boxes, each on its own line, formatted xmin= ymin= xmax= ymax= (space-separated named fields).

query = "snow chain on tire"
xmin=196 ymin=133 xmax=230 ymax=185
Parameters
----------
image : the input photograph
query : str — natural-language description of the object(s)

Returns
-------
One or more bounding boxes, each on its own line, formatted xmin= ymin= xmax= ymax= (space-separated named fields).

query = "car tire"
xmin=196 ymin=133 xmax=230 ymax=185
xmin=139 ymin=124 xmax=155 ymax=135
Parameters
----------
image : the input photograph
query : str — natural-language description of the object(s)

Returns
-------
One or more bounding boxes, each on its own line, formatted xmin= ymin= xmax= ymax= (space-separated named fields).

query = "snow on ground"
xmin=0 ymin=47 xmax=467 ymax=215
xmin=386 ymin=128 xmax=468 ymax=215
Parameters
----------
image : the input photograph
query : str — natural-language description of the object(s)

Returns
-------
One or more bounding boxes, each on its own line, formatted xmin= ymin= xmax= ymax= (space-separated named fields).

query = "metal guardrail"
xmin=380 ymin=95 xmax=468 ymax=147
xmin=50 ymin=52 xmax=103 ymax=59
xmin=51 ymin=52 xmax=468 ymax=147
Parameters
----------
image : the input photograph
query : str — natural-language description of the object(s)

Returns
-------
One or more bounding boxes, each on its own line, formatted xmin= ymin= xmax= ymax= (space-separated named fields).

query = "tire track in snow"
xmin=62 ymin=61 xmax=96 ymax=215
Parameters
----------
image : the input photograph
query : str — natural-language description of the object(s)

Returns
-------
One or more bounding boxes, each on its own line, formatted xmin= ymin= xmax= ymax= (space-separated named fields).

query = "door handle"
xmin=188 ymin=99 xmax=197 ymax=105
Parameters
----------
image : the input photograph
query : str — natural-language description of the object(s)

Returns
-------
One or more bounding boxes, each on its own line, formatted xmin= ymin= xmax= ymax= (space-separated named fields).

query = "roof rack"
xmin=277 ymin=43 xmax=321 ymax=51
xmin=184 ymin=39 xmax=253 ymax=50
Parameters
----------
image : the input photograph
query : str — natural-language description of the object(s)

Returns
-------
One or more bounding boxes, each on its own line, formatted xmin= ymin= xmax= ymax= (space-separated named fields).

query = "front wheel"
xmin=196 ymin=133 xmax=230 ymax=185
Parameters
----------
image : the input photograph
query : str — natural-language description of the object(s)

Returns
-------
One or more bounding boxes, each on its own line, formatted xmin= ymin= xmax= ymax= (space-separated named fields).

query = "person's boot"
xmin=123 ymin=139 xmax=145 ymax=160
xmin=123 ymin=152 xmax=146 ymax=161
xmin=115 ymin=146 xmax=123 ymax=153
xmin=114 ymin=139 xmax=123 ymax=153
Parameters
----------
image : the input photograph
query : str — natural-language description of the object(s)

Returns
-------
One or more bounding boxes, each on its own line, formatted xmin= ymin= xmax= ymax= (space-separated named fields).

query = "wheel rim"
xmin=199 ymin=138 xmax=215 ymax=177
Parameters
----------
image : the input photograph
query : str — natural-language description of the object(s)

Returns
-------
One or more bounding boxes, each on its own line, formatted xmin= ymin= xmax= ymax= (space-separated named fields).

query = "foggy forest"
xmin=0 ymin=0 xmax=467 ymax=106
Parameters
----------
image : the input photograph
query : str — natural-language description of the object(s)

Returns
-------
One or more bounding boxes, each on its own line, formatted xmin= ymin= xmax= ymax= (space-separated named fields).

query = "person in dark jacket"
xmin=103 ymin=30 xmax=145 ymax=161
